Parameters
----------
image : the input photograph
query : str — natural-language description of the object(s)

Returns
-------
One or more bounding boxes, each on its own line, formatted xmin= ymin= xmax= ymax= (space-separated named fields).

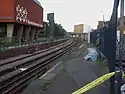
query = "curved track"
xmin=0 ymin=39 xmax=76 ymax=94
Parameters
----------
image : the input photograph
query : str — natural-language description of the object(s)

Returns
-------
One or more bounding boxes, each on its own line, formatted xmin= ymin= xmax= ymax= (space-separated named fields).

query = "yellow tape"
xmin=122 ymin=71 xmax=125 ymax=78
xmin=72 ymin=72 xmax=115 ymax=94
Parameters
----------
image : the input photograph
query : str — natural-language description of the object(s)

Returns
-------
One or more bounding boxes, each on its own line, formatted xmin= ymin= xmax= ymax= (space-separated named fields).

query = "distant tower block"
xmin=74 ymin=24 xmax=84 ymax=33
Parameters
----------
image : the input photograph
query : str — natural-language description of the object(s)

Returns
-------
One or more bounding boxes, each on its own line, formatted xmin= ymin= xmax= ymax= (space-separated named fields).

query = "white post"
xmin=7 ymin=24 xmax=14 ymax=43
xmin=101 ymin=10 xmax=105 ymax=26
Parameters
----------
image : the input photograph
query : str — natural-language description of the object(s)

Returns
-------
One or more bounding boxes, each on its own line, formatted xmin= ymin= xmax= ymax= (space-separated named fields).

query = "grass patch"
xmin=97 ymin=58 xmax=103 ymax=64
xmin=97 ymin=58 xmax=107 ymax=67
xmin=60 ymin=61 xmax=66 ymax=72
xmin=42 ymin=80 xmax=51 ymax=90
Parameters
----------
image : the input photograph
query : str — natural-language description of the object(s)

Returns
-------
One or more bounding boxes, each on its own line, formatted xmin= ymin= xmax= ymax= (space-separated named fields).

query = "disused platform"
xmin=22 ymin=41 xmax=109 ymax=94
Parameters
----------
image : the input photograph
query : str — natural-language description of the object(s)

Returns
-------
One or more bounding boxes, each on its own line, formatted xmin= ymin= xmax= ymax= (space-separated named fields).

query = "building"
xmin=117 ymin=16 xmax=125 ymax=34
xmin=74 ymin=24 xmax=84 ymax=33
xmin=97 ymin=16 xmax=125 ymax=34
xmin=97 ymin=21 xmax=109 ymax=29
xmin=0 ymin=0 xmax=43 ymax=43
xmin=97 ymin=21 xmax=104 ymax=29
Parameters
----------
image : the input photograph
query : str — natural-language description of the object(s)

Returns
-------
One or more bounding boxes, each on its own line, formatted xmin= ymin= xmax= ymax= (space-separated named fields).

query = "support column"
xmin=7 ymin=24 xmax=14 ymax=43
xmin=24 ymin=26 xmax=31 ymax=42
xmin=17 ymin=25 xmax=24 ymax=44
xmin=31 ymin=27 xmax=36 ymax=41
xmin=36 ymin=29 xmax=42 ymax=40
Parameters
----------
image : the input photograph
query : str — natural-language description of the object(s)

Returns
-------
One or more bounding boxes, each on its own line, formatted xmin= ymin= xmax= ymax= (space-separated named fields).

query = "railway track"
xmin=0 ymin=39 xmax=76 ymax=94
xmin=0 ymin=39 xmax=69 ymax=66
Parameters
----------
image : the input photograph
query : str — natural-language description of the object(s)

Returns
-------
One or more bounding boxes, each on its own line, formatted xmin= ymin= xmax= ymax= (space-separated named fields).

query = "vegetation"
xmin=43 ymin=22 xmax=67 ymax=38
xmin=54 ymin=23 xmax=67 ymax=38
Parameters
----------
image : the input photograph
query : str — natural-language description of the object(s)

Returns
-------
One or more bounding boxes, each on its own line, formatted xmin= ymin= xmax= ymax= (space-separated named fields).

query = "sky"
xmin=39 ymin=0 xmax=119 ymax=32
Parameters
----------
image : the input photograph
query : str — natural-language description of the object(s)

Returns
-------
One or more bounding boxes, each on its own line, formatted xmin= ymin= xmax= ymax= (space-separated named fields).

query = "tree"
xmin=43 ymin=22 xmax=67 ymax=38
xmin=54 ymin=23 xmax=67 ymax=38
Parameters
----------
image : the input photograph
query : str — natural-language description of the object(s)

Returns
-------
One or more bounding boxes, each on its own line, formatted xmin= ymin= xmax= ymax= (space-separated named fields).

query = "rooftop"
xmin=33 ymin=0 xmax=41 ymax=6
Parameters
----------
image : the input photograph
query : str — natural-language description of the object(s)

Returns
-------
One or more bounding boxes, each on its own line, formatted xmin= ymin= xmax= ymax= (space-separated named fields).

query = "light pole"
xmin=101 ymin=10 xmax=105 ymax=26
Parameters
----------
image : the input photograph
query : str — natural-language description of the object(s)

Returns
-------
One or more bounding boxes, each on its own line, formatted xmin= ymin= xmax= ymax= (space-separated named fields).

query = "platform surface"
xmin=23 ymin=42 xmax=109 ymax=94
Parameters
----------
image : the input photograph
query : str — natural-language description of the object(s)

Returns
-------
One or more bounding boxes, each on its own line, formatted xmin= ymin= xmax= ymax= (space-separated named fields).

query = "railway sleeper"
xmin=2 ymin=43 xmax=74 ymax=94
xmin=0 ymin=42 xmax=72 ymax=77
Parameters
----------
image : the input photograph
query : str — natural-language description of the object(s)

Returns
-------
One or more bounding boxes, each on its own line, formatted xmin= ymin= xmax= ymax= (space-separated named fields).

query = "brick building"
xmin=74 ymin=24 xmax=84 ymax=33
xmin=97 ymin=16 xmax=125 ymax=34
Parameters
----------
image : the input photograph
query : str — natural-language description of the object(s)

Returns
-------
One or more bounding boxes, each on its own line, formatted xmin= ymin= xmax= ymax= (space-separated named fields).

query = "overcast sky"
xmin=39 ymin=0 xmax=121 ymax=32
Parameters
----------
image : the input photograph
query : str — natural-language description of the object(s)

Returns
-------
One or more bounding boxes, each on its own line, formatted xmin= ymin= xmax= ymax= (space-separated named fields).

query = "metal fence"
xmin=90 ymin=28 xmax=125 ymax=60
xmin=89 ymin=0 xmax=122 ymax=93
